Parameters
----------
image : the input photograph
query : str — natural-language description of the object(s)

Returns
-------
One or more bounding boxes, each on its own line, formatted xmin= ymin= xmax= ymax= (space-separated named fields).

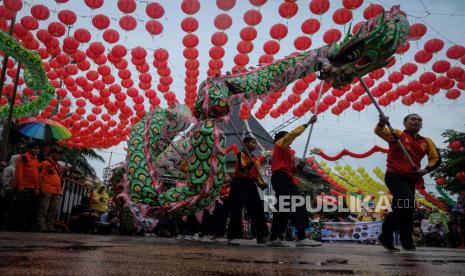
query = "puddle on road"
xmin=220 ymin=257 xmax=349 ymax=266
xmin=404 ymin=259 xmax=465 ymax=265
xmin=0 ymin=244 xmax=111 ymax=253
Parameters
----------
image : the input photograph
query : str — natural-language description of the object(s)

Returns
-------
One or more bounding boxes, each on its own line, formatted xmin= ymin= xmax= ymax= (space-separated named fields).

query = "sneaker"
xmin=214 ymin=237 xmax=228 ymax=242
xmin=378 ymin=234 xmax=400 ymax=252
xmin=295 ymin=239 xmax=322 ymax=247
xmin=256 ymin=237 xmax=269 ymax=245
xmin=184 ymin=235 xmax=193 ymax=241
xmin=268 ymin=238 xmax=289 ymax=247
xmin=200 ymin=236 xmax=213 ymax=243
xmin=192 ymin=233 xmax=200 ymax=241
xmin=228 ymin=239 xmax=240 ymax=245
xmin=401 ymin=242 xmax=416 ymax=251
xmin=176 ymin=235 xmax=185 ymax=240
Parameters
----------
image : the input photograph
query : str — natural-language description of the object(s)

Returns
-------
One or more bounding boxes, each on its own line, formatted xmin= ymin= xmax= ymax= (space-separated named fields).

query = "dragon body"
xmin=121 ymin=6 xmax=410 ymax=229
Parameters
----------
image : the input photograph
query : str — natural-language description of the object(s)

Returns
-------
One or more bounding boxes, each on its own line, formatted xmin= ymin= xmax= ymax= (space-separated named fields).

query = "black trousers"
xmin=381 ymin=172 xmax=416 ymax=244
xmin=270 ymin=171 xmax=308 ymax=241
xmin=8 ymin=189 xmax=38 ymax=231
xmin=227 ymin=178 xmax=269 ymax=240
xmin=201 ymin=198 xmax=229 ymax=236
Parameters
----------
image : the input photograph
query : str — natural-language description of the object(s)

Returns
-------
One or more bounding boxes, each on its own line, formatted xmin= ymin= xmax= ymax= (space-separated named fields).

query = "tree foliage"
xmin=431 ymin=129 xmax=465 ymax=194
xmin=61 ymin=146 xmax=105 ymax=177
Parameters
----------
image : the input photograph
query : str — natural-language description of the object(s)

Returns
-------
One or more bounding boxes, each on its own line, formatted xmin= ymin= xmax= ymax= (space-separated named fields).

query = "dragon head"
xmin=320 ymin=6 xmax=409 ymax=87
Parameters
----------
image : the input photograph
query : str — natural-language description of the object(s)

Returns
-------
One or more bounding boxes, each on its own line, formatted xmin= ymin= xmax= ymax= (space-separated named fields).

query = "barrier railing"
xmin=56 ymin=178 xmax=91 ymax=223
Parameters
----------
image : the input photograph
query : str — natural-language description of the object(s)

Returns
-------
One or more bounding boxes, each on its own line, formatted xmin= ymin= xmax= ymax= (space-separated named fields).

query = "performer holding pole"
xmin=268 ymin=115 xmax=322 ymax=247
xmin=360 ymin=77 xmax=441 ymax=251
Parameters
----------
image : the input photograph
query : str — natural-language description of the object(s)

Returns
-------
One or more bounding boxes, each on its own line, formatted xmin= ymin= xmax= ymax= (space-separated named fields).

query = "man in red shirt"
xmin=376 ymin=114 xmax=441 ymax=251
xmin=269 ymin=115 xmax=322 ymax=247
xmin=12 ymin=142 xmax=40 ymax=231
xmin=227 ymin=137 xmax=269 ymax=245
xmin=36 ymin=149 xmax=63 ymax=231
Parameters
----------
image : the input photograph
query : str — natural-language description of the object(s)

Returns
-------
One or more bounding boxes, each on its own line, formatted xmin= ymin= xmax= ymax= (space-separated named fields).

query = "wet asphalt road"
xmin=1 ymin=232 xmax=464 ymax=275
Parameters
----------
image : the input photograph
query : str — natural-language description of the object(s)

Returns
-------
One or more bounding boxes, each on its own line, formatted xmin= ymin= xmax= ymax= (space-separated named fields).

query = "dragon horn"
xmin=343 ymin=22 xmax=353 ymax=43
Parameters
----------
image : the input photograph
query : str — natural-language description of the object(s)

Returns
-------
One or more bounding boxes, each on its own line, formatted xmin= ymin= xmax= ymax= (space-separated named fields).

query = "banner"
xmin=320 ymin=221 xmax=382 ymax=241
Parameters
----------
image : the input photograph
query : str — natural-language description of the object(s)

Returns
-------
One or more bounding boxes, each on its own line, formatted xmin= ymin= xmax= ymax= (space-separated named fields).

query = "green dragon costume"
xmin=121 ymin=6 xmax=411 ymax=230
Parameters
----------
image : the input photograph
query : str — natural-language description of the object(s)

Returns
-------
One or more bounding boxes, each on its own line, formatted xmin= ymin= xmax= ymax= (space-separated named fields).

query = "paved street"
xmin=1 ymin=232 xmax=464 ymax=275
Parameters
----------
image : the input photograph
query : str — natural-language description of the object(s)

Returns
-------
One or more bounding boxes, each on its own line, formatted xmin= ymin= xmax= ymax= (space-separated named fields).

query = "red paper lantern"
xmin=183 ymin=34 xmax=199 ymax=47
xmin=237 ymin=40 xmax=253 ymax=54
xmin=48 ymin=22 xmax=66 ymax=37
xmin=448 ymin=140 xmax=463 ymax=151
xmin=85 ymin=0 xmax=104 ymax=10
xmin=74 ymin=28 xmax=91 ymax=43
xmin=118 ymin=0 xmax=136 ymax=13
xmin=146 ymin=20 xmax=163 ymax=36
xmin=112 ymin=44 xmax=127 ymax=57
xmin=446 ymin=45 xmax=465 ymax=59
xmin=89 ymin=42 xmax=105 ymax=56
xmin=400 ymin=63 xmax=417 ymax=76
xmin=414 ymin=50 xmax=432 ymax=64
xmin=217 ymin=0 xmax=236 ymax=11
xmin=432 ymin=60 xmax=451 ymax=74
xmin=181 ymin=17 xmax=198 ymax=33
xmin=270 ymin=23 xmax=288 ymax=40
xmin=408 ymin=23 xmax=427 ymax=40
xmin=58 ymin=10 xmax=76 ymax=25
xmin=419 ymin=72 xmax=436 ymax=84
xmin=103 ymin=29 xmax=119 ymax=43
xmin=342 ymin=0 xmax=363 ymax=10
xmin=456 ymin=171 xmax=465 ymax=183
xmin=146 ymin=2 xmax=164 ymax=19
xmin=301 ymin=18 xmax=320 ymax=35
xmin=446 ymin=88 xmax=460 ymax=99
xmin=119 ymin=15 xmax=137 ymax=31
xmin=240 ymin=26 xmax=257 ymax=41
xmin=92 ymin=14 xmax=110 ymax=30
xmin=211 ymin=32 xmax=228 ymax=47
xmin=363 ymin=4 xmax=384 ymax=20
xmin=234 ymin=53 xmax=249 ymax=66
xmin=395 ymin=41 xmax=410 ymax=54
xmin=323 ymin=29 xmax=341 ymax=44
xmin=263 ymin=40 xmax=280 ymax=55
xmin=435 ymin=178 xmax=446 ymax=185
xmin=424 ymin=38 xmax=444 ymax=53
xmin=20 ymin=16 xmax=38 ymax=31
xmin=332 ymin=8 xmax=352 ymax=25
xmin=31 ymin=4 xmax=50 ymax=21
xmin=279 ymin=1 xmax=298 ymax=18
xmin=352 ymin=101 xmax=364 ymax=111
xmin=447 ymin=67 xmax=464 ymax=79
xmin=369 ymin=69 xmax=385 ymax=79
xmin=214 ymin=13 xmax=232 ymax=30
xmin=4 ymin=0 xmax=23 ymax=12
xmin=181 ymin=0 xmax=200 ymax=15
xmin=249 ymin=0 xmax=267 ymax=7
xmin=309 ymin=0 xmax=330 ymax=15
xmin=258 ymin=54 xmax=273 ymax=64
xmin=243 ymin=9 xmax=262 ymax=26
xmin=388 ymin=72 xmax=403 ymax=84
xmin=294 ymin=36 xmax=311 ymax=51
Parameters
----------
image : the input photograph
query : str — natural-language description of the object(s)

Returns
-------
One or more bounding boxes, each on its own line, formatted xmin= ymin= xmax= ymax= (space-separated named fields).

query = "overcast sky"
xmin=19 ymin=0 xmax=464 ymax=196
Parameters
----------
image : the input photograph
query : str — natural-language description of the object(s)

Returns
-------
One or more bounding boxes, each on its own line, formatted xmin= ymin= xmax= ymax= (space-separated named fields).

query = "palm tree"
xmin=62 ymin=147 xmax=105 ymax=177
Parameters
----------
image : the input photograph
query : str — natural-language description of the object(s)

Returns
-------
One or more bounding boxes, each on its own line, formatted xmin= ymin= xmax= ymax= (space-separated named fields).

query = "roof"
xmin=219 ymin=104 xmax=274 ymax=162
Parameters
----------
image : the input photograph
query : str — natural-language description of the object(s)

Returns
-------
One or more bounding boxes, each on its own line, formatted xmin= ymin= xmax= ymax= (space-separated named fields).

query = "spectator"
xmin=92 ymin=185 xmax=110 ymax=213
xmin=70 ymin=197 xmax=99 ymax=233
xmin=0 ymin=158 xmax=10 ymax=228
xmin=36 ymin=149 xmax=63 ymax=231
xmin=451 ymin=192 xmax=465 ymax=248
xmin=11 ymin=142 xmax=41 ymax=231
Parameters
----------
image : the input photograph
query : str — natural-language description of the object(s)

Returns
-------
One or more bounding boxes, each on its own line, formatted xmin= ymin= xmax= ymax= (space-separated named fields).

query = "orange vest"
xmin=15 ymin=152 xmax=40 ymax=190
xmin=40 ymin=158 xmax=62 ymax=195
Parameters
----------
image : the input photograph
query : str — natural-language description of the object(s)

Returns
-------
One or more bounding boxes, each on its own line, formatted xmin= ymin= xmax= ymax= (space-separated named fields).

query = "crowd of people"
xmin=0 ymin=113 xmax=464 ymax=251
